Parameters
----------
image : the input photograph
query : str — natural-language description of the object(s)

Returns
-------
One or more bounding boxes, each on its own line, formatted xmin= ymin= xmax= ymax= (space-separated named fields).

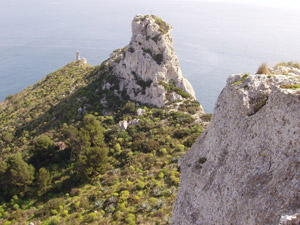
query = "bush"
xmin=175 ymin=88 xmax=190 ymax=98
xmin=84 ymin=212 xmax=97 ymax=223
xmin=153 ymin=53 xmax=163 ymax=65
xmin=121 ymin=102 xmax=136 ymax=114
xmin=49 ymin=217 xmax=60 ymax=225
xmin=136 ymin=180 xmax=145 ymax=190
xmin=128 ymin=47 xmax=135 ymax=53
xmin=151 ymin=15 xmax=170 ymax=34
xmin=40 ymin=198 xmax=64 ymax=216
xmin=256 ymin=63 xmax=270 ymax=74
xmin=132 ymin=139 xmax=159 ymax=153
xmin=125 ymin=213 xmax=136 ymax=225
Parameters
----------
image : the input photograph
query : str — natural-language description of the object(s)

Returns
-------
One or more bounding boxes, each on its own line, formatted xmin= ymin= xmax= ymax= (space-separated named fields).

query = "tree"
xmin=77 ymin=146 xmax=108 ymax=179
xmin=34 ymin=134 xmax=55 ymax=161
xmin=80 ymin=114 xmax=105 ymax=148
xmin=36 ymin=167 xmax=51 ymax=196
xmin=75 ymin=114 xmax=108 ymax=180
xmin=5 ymin=153 xmax=35 ymax=197
xmin=0 ymin=160 xmax=8 ymax=197
xmin=63 ymin=124 xmax=79 ymax=160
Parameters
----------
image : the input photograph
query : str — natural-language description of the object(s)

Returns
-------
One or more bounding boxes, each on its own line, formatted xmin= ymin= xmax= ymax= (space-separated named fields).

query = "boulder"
xmin=119 ymin=120 xmax=128 ymax=131
xmin=137 ymin=108 xmax=146 ymax=116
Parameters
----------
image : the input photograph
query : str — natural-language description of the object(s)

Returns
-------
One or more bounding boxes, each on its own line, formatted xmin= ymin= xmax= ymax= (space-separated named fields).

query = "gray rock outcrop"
xmin=76 ymin=51 xmax=87 ymax=64
xmin=119 ymin=120 xmax=128 ymax=131
xmin=137 ymin=108 xmax=146 ymax=116
xmin=172 ymin=64 xmax=300 ymax=225
xmin=103 ymin=15 xmax=198 ymax=109
xmin=280 ymin=211 xmax=300 ymax=225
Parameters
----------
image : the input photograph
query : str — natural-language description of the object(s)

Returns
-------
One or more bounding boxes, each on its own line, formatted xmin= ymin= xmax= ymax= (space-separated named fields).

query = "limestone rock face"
xmin=105 ymin=15 xmax=198 ymax=108
xmin=172 ymin=65 xmax=300 ymax=225
xmin=119 ymin=120 xmax=128 ymax=131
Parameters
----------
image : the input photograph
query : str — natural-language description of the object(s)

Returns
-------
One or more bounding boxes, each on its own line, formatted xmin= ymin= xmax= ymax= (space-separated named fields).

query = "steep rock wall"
xmin=104 ymin=15 xmax=199 ymax=109
xmin=172 ymin=65 xmax=300 ymax=224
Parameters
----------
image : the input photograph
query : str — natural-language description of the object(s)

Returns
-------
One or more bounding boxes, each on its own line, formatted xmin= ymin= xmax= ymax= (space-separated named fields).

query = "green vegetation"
xmin=152 ymin=35 xmax=160 ymax=43
xmin=151 ymin=15 xmax=170 ymax=35
xmin=0 ymin=60 xmax=206 ymax=224
xmin=275 ymin=61 xmax=300 ymax=70
xmin=248 ymin=96 xmax=269 ymax=116
xmin=153 ymin=53 xmax=164 ymax=65
xmin=128 ymin=47 xmax=135 ymax=53
xmin=233 ymin=73 xmax=249 ymax=86
xmin=131 ymin=71 xmax=153 ymax=94
xmin=159 ymin=80 xmax=191 ymax=99
xmin=281 ymin=84 xmax=300 ymax=89
xmin=135 ymin=15 xmax=170 ymax=35
xmin=142 ymin=48 xmax=164 ymax=65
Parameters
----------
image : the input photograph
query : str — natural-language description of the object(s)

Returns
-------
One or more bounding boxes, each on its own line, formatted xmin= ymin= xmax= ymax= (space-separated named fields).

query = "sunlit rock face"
xmin=104 ymin=15 xmax=199 ymax=109
xmin=172 ymin=65 xmax=300 ymax=225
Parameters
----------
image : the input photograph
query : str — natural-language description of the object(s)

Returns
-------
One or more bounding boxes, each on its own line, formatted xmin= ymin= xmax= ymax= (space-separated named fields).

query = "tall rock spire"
xmin=104 ymin=15 xmax=200 ymax=110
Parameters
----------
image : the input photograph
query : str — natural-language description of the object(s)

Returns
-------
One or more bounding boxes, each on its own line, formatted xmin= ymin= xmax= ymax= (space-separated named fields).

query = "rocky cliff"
xmin=103 ymin=15 xmax=199 ymax=109
xmin=172 ymin=64 xmax=300 ymax=224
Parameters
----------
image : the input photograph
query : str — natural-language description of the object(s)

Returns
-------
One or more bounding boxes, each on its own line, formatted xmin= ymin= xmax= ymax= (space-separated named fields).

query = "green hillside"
xmin=0 ymin=60 xmax=209 ymax=225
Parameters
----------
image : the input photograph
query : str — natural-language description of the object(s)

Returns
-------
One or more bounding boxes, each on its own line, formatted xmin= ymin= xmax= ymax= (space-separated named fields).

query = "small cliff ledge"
xmin=103 ymin=15 xmax=199 ymax=109
xmin=172 ymin=64 xmax=300 ymax=224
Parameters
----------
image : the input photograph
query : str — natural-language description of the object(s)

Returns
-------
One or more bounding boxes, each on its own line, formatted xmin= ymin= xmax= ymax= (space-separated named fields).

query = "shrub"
xmin=40 ymin=198 xmax=64 ymax=216
xmin=125 ymin=213 xmax=136 ymax=225
xmin=158 ymin=148 xmax=167 ymax=156
xmin=128 ymin=47 xmax=135 ymax=53
xmin=136 ymin=180 xmax=145 ymax=190
xmin=157 ymin=172 xmax=164 ymax=179
xmin=132 ymin=139 xmax=159 ymax=153
xmin=84 ymin=212 xmax=97 ymax=223
xmin=153 ymin=53 xmax=163 ymax=65
xmin=5 ymin=94 xmax=13 ymax=101
xmin=49 ymin=217 xmax=60 ymax=225
xmin=175 ymin=88 xmax=190 ymax=98
xmin=121 ymin=102 xmax=136 ymax=114
xmin=151 ymin=15 xmax=170 ymax=34
xmin=256 ymin=63 xmax=270 ymax=74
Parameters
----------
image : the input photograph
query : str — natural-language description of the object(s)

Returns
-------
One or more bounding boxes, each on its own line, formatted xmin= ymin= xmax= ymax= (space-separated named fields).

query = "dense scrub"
xmin=0 ymin=61 xmax=207 ymax=224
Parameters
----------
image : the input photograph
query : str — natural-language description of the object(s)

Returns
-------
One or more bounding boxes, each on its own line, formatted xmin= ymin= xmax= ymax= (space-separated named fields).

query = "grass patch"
xmin=281 ymin=84 xmax=300 ymax=90
xmin=256 ymin=63 xmax=270 ymax=75
xmin=233 ymin=73 xmax=249 ymax=86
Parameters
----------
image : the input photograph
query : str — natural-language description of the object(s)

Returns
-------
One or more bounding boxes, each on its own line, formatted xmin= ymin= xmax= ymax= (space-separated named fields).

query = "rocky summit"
xmin=103 ymin=15 xmax=199 ymax=109
xmin=172 ymin=64 xmax=300 ymax=225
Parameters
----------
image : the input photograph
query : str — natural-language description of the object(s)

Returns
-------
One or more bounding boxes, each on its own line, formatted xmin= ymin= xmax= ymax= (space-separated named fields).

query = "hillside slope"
xmin=0 ymin=15 xmax=207 ymax=225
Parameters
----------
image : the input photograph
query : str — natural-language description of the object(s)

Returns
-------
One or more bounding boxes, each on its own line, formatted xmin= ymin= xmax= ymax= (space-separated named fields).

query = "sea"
xmin=1 ymin=0 xmax=300 ymax=113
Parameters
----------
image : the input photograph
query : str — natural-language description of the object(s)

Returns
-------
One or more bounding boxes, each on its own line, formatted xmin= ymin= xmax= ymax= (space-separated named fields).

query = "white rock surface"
xmin=137 ymin=108 xmax=146 ymax=116
xmin=104 ymin=15 xmax=198 ymax=108
xmin=128 ymin=118 xmax=140 ymax=126
xmin=279 ymin=212 xmax=300 ymax=225
xmin=76 ymin=50 xmax=81 ymax=61
xmin=172 ymin=67 xmax=300 ymax=225
xmin=119 ymin=120 xmax=128 ymax=131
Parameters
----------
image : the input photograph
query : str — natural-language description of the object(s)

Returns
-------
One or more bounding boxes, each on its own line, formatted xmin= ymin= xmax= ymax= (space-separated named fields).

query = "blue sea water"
xmin=1 ymin=0 xmax=300 ymax=112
